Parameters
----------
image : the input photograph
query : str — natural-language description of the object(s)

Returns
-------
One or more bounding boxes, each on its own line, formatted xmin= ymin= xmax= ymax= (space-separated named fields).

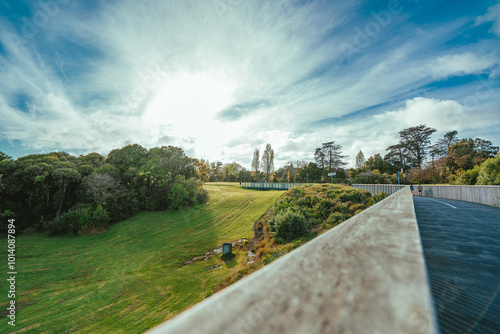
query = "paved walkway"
xmin=413 ymin=197 xmax=500 ymax=334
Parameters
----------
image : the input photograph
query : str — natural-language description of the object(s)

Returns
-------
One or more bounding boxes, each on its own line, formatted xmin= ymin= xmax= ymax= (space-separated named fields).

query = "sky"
xmin=0 ymin=0 xmax=499 ymax=168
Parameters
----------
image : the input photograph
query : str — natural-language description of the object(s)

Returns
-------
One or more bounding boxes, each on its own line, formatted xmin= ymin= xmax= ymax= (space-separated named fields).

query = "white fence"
xmin=241 ymin=182 xmax=302 ymax=190
xmin=351 ymin=184 xmax=405 ymax=195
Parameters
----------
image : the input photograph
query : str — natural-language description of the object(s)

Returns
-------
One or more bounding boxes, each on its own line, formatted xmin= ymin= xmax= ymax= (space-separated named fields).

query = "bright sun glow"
xmin=143 ymin=72 xmax=235 ymax=128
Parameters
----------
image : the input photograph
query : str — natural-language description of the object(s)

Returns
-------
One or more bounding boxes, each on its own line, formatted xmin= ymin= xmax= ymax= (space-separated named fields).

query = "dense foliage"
xmin=0 ymin=145 xmax=208 ymax=234
xmin=266 ymin=184 xmax=376 ymax=242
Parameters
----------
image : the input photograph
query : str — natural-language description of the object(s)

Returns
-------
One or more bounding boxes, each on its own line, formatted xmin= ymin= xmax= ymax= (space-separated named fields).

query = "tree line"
xmin=0 ymin=144 xmax=208 ymax=234
xmin=350 ymin=124 xmax=499 ymax=185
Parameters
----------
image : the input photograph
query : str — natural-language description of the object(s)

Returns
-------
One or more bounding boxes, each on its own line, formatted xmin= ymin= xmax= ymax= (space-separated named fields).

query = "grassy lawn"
xmin=0 ymin=183 xmax=284 ymax=333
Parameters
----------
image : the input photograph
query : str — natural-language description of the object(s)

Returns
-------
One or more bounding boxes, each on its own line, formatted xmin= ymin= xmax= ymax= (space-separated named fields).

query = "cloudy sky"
xmin=1 ymin=0 xmax=499 ymax=168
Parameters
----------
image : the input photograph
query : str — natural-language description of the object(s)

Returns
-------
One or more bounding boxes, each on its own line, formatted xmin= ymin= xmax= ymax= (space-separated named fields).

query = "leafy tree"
xmin=294 ymin=162 xmax=321 ymax=183
xmin=209 ymin=161 xmax=223 ymax=181
xmin=195 ymin=159 xmax=211 ymax=181
xmin=315 ymin=141 xmax=347 ymax=179
xmin=387 ymin=124 xmax=437 ymax=168
xmin=0 ymin=151 xmax=12 ymax=162
xmin=76 ymin=152 xmax=104 ymax=168
xmin=431 ymin=131 xmax=459 ymax=157
xmin=223 ymin=162 xmax=242 ymax=182
xmin=95 ymin=164 xmax=120 ymax=179
xmin=443 ymin=138 xmax=498 ymax=175
xmin=52 ymin=168 xmax=81 ymax=217
xmin=314 ymin=147 xmax=326 ymax=171
xmin=251 ymin=149 xmax=260 ymax=175
xmin=476 ymin=154 xmax=500 ymax=185
xmin=473 ymin=138 xmax=499 ymax=159
xmin=108 ymin=144 xmax=147 ymax=176
xmin=237 ymin=168 xmax=253 ymax=182
xmin=355 ymin=150 xmax=365 ymax=169
xmin=274 ymin=161 xmax=303 ymax=182
xmin=261 ymin=143 xmax=275 ymax=182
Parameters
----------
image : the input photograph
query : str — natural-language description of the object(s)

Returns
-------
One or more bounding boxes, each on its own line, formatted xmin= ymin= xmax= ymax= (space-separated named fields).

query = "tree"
xmin=473 ymin=138 xmax=499 ymax=159
xmin=223 ymin=162 xmax=242 ymax=182
xmin=261 ymin=144 xmax=274 ymax=182
xmin=0 ymin=151 xmax=12 ymax=162
xmin=52 ymin=168 xmax=81 ymax=217
xmin=355 ymin=150 xmax=365 ymax=169
xmin=251 ymin=149 xmax=260 ymax=175
xmin=195 ymin=159 xmax=211 ymax=181
xmin=294 ymin=162 xmax=321 ymax=183
xmin=315 ymin=141 xmax=347 ymax=179
xmin=444 ymin=138 xmax=499 ymax=176
xmin=476 ymin=154 xmax=500 ymax=185
xmin=209 ymin=161 xmax=223 ymax=181
xmin=431 ymin=131 xmax=459 ymax=157
xmin=108 ymin=144 xmax=147 ymax=176
xmin=387 ymin=124 xmax=437 ymax=168
xmin=85 ymin=173 xmax=123 ymax=204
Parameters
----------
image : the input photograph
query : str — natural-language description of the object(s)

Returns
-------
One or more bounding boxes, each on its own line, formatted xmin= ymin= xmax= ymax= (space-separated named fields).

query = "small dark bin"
xmin=222 ymin=242 xmax=232 ymax=255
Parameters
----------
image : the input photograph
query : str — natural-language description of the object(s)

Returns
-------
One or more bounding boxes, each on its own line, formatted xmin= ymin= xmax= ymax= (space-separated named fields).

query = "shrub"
xmin=263 ymin=249 xmax=288 ymax=265
xmin=275 ymin=209 xmax=309 ymax=242
xmin=313 ymin=199 xmax=335 ymax=219
xmin=46 ymin=204 xmax=110 ymax=235
xmin=325 ymin=212 xmax=351 ymax=227
xmin=370 ymin=192 xmax=388 ymax=205
xmin=476 ymin=154 xmax=500 ymax=185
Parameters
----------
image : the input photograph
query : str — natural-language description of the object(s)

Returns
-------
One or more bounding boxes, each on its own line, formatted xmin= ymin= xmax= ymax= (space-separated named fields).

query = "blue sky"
xmin=0 ymin=0 xmax=499 ymax=168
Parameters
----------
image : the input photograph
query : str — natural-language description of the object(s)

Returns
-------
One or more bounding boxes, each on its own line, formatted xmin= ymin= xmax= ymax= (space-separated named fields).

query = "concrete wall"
xmin=353 ymin=184 xmax=500 ymax=207
xmin=418 ymin=185 xmax=500 ymax=207
xmin=146 ymin=188 xmax=438 ymax=334
xmin=352 ymin=183 xmax=406 ymax=195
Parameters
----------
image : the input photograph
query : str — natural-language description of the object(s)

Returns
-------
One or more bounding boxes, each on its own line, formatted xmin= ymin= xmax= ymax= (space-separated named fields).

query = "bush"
xmin=313 ymin=199 xmax=335 ymax=219
xmin=325 ymin=212 xmax=350 ymax=226
xmin=46 ymin=204 xmax=110 ymax=235
xmin=370 ymin=192 xmax=388 ymax=205
xmin=275 ymin=209 xmax=309 ymax=242
xmin=476 ymin=155 xmax=500 ymax=185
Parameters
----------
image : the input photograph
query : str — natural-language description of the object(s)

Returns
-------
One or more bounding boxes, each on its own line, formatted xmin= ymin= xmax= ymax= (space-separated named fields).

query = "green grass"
xmin=0 ymin=183 xmax=284 ymax=333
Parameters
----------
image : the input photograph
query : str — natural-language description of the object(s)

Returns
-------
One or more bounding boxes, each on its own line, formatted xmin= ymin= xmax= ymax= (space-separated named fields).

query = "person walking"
xmin=410 ymin=184 xmax=415 ymax=196
xmin=417 ymin=184 xmax=423 ymax=196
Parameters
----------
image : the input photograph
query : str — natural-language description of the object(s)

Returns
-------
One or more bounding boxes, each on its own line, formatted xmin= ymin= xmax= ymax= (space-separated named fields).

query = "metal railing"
xmin=351 ymin=183 xmax=406 ymax=195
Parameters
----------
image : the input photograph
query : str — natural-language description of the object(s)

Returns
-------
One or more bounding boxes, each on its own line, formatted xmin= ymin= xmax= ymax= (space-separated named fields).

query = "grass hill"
xmin=0 ymin=183 xmax=284 ymax=333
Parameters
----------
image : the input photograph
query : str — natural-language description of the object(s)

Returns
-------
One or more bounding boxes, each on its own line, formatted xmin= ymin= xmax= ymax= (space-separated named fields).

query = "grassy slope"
xmin=0 ymin=183 xmax=284 ymax=334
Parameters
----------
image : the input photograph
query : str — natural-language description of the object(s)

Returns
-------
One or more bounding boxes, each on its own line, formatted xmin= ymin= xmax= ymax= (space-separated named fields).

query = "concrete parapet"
xmin=354 ymin=184 xmax=500 ymax=207
xmin=418 ymin=185 xmax=500 ymax=207
xmin=147 ymin=188 xmax=438 ymax=334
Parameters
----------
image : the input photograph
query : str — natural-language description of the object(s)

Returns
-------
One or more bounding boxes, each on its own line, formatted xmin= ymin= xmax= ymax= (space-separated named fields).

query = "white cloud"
xmin=0 ymin=0 xmax=499 ymax=168
xmin=428 ymin=53 xmax=498 ymax=78
xmin=476 ymin=2 xmax=500 ymax=37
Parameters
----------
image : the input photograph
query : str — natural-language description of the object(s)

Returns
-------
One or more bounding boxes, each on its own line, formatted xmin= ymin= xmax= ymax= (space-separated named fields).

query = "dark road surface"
xmin=414 ymin=197 xmax=500 ymax=334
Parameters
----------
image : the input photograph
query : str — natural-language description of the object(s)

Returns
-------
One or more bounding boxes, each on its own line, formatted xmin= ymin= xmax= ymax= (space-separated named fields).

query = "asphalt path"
xmin=413 ymin=196 xmax=500 ymax=334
